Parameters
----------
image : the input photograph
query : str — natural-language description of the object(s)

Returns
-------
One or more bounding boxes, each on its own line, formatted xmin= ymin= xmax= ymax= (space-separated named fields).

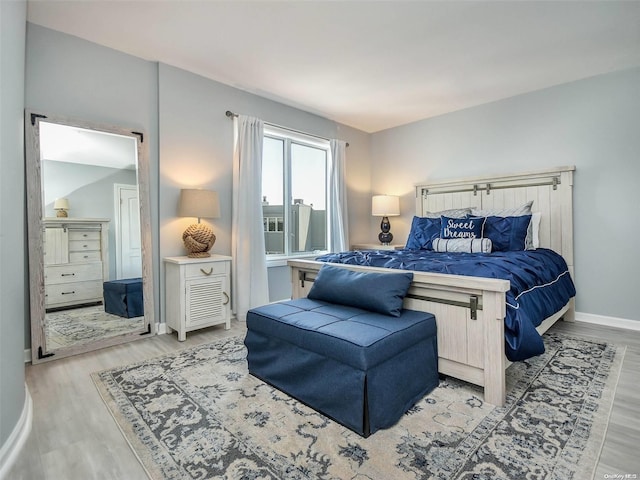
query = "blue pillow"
xmin=483 ymin=215 xmax=532 ymax=251
xmin=441 ymin=216 xmax=486 ymax=239
xmin=307 ymin=264 xmax=413 ymax=317
xmin=405 ymin=216 xmax=441 ymax=250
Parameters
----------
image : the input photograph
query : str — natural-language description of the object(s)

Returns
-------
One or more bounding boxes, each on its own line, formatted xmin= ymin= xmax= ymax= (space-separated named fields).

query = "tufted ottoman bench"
xmin=245 ymin=264 xmax=438 ymax=437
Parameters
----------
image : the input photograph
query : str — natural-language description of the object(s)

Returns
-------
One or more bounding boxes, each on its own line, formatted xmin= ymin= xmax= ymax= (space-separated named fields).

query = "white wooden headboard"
xmin=414 ymin=166 xmax=575 ymax=273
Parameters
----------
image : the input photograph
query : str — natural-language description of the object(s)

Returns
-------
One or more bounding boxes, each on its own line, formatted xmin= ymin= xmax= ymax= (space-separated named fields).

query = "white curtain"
xmin=232 ymin=115 xmax=269 ymax=321
xmin=329 ymin=139 xmax=349 ymax=252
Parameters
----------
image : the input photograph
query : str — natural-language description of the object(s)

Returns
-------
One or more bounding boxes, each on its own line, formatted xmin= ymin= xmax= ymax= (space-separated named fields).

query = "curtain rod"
xmin=225 ymin=110 xmax=349 ymax=147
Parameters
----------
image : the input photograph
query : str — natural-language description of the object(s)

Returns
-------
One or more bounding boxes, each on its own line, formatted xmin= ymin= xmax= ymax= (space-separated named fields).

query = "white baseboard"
xmin=575 ymin=311 xmax=640 ymax=331
xmin=0 ymin=384 xmax=32 ymax=480
xmin=23 ymin=349 xmax=31 ymax=364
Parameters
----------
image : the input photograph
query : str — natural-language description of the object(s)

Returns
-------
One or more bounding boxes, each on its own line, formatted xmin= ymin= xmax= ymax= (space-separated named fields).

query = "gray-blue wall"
xmin=370 ymin=67 xmax=640 ymax=322
xmin=0 ymin=0 xmax=27 ymax=457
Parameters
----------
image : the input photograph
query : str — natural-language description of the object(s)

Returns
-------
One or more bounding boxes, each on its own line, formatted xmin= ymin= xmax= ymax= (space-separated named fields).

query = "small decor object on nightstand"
xmin=53 ymin=198 xmax=69 ymax=217
xmin=372 ymin=195 xmax=400 ymax=245
xmin=178 ymin=189 xmax=220 ymax=258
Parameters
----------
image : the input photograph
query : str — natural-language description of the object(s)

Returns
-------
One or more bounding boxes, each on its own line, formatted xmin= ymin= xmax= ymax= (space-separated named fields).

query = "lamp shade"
xmin=178 ymin=189 xmax=220 ymax=219
xmin=53 ymin=198 xmax=69 ymax=210
xmin=371 ymin=195 xmax=400 ymax=217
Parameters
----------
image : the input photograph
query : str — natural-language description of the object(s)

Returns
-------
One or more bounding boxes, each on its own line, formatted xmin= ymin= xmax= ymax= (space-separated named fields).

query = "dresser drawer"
xmin=69 ymin=251 xmax=102 ymax=262
xmin=69 ymin=230 xmax=101 ymax=241
xmin=185 ymin=261 xmax=228 ymax=279
xmin=45 ymin=280 xmax=103 ymax=307
xmin=69 ymin=239 xmax=101 ymax=252
xmin=45 ymin=262 xmax=103 ymax=285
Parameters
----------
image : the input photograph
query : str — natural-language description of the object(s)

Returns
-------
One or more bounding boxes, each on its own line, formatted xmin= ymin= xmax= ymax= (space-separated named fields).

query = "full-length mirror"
xmin=26 ymin=112 xmax=154 ymax=363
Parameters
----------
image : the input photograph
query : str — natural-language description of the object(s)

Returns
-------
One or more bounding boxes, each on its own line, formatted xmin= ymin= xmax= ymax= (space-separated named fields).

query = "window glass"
xmin=262 ymin=136 xmax=285 ymax=254
xmin=262 ymin=130 xmax=329 ymax=257
xmin=290 ymin=143 xmax=327 ymax=252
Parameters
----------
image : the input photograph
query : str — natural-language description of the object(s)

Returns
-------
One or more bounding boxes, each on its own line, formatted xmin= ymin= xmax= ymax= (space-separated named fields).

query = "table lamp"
xmin=54 ymin=198 xmax=69 ymax=218
xmin=178 ymin=189 xmax=220 ymax=257
xmin=372 ymin=195 xmax=400 ymax=245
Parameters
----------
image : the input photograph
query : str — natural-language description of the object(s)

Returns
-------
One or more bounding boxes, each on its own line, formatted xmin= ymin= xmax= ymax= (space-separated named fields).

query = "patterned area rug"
xmin=46 ymin=305 xmax=144 ymax=349
xmin=92 ymin=332 xmax=623 ymax=480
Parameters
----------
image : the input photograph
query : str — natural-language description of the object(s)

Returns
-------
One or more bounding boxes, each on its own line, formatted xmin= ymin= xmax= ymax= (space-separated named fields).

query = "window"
xmin=262 ymin=126 xmax=330 ymax=257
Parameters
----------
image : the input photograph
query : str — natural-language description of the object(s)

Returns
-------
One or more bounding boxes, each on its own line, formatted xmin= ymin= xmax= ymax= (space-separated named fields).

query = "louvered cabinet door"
xmin=164 ymin=255 xmax=232 ymax=341
xmin=185 ymin=275 xmax=229 ymax=329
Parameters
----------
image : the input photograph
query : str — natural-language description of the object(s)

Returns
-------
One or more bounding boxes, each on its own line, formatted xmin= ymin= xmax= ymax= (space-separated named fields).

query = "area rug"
xmin=46 ymin=305 xmax=144 ymax=349
xmin=92 ymin=332 xmax=623 ymax=480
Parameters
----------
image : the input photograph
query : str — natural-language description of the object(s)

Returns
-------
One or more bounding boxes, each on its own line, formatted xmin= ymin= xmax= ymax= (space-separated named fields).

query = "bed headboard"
xmin=415 ymin=166 xmax=575 ymax=272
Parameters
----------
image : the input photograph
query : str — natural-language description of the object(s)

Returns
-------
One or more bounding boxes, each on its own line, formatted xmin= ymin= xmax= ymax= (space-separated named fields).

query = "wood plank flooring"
xmin=7 ymin=320 xmax=640 ymax=480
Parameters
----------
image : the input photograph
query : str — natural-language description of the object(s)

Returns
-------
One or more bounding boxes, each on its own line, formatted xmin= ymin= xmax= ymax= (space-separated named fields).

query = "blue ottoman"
xmin=103 ymin=278 xmax=144 ymax=318
xmin=245 ymin=298 xmax=439 ymax=437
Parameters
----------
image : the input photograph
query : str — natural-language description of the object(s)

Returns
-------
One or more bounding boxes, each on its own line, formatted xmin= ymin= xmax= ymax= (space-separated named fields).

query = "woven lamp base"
xmin=183 ymin=224 xmax=216 ymax=258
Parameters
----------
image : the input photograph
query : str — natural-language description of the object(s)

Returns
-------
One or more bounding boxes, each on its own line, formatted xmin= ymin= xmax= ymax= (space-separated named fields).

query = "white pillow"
xmin=422 ymin=207 xmax=471 ymax=219
xmin=471 ymin=200 xmax=533 ymax=217
xmin=432 ymin=237 xmax=492 ymax=253
xmin=470 ymin=201 xmax=539 ymax=250
xmin=529 ymin=212 xmax=541 ymax=249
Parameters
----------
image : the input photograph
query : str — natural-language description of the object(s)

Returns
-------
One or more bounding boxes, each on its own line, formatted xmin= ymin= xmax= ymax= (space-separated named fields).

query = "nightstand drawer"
xmin=185 ymin=261 xmax=227 ymax=279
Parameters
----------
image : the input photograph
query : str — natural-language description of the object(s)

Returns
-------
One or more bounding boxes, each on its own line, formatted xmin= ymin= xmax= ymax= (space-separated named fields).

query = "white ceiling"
xmin=27 ymin=1 xmax=640 ymax=133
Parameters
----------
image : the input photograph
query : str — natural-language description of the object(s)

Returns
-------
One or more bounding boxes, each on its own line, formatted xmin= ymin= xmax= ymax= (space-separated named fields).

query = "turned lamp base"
xmin=378 ymin=216 xmax=394 ymax=245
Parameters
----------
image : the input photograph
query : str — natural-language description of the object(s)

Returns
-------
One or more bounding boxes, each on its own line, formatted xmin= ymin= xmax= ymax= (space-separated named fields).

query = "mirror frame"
xmin=25 ymin=111 xmax=155 ymax=363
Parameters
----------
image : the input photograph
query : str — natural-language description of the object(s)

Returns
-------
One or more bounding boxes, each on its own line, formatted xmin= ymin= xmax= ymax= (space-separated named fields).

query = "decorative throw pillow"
xmin=440 ymin=216 xmax=486 ymax=239
xmin=405 ymin=216 xmax=442 ymax=250
xmin=307 ymin=264 xmax=413 ymax=317
xmin=432 ymin=238 xmax=492 ymax=253
xmin=483 ymin=215 xmax=532 ymax=251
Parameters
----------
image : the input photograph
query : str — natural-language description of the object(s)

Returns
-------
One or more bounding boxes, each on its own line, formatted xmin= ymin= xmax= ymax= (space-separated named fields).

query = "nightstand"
xmin=164 ymin=255 xmax=232 ymax=341
xmin=351 ymin=243 xmax=404 ymax=251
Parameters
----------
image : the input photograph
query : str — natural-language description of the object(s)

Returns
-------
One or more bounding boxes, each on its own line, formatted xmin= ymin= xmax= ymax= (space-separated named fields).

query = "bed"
xmin=288 ymin=166 xmax=576 ymax=407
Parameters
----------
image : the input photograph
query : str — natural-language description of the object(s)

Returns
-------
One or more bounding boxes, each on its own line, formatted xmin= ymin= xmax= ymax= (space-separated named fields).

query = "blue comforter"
xmin=315 ymin=248 xmax=576 ymax=361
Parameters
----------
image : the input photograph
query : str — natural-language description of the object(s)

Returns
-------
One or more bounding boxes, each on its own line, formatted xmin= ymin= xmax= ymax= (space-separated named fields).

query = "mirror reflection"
xmin=39 ymin=122 xmax=146 ymax=351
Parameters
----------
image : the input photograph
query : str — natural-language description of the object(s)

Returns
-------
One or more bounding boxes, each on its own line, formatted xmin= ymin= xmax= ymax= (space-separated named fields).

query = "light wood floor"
xmin=7 ymin=320 xmax=640 ymax=480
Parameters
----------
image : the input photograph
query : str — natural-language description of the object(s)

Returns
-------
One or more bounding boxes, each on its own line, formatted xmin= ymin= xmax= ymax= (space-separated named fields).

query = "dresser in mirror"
xmin=25 ymin=112 xmax=154 ymax=363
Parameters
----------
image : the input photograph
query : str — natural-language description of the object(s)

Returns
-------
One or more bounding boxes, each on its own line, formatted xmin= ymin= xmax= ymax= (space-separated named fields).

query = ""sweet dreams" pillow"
xmin=440 ymin=216 xmax=486 ymax=239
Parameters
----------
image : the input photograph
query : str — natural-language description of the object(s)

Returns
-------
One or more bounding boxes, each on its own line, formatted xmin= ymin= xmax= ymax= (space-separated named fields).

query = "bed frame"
xmin=288 ymin=166 xmax=575 ymax=407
